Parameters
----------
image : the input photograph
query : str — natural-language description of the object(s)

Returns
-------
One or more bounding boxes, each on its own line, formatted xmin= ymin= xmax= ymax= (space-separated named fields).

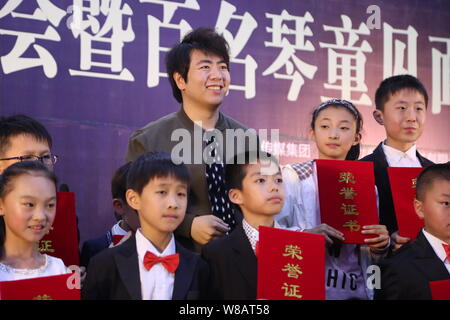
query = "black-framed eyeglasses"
xmin=0 ymin=154 xmax=59 ymax=166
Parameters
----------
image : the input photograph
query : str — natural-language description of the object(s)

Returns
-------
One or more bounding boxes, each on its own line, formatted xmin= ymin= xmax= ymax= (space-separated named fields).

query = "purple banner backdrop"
xmin=1 ymin=0 xmax=449 ymax=246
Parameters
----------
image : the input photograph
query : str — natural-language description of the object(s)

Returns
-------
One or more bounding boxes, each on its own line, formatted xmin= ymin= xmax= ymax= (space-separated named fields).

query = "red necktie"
xmin=143 ymin=251 xmax=179 ymax=274
xmin=443 ymin=244 xmax=450 ymax=261
xmin=255 ymin=241 xmax=260 ymax=258
xmin=112 ymin=235 xmax=124 ymax=246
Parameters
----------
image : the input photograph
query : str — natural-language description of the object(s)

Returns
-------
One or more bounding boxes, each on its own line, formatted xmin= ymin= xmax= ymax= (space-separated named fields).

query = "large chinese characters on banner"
xmin=1 ymin=0 xmax=449 ymax=244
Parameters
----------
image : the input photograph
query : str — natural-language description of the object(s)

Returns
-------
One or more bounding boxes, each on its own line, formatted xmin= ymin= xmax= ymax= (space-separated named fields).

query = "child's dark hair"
xmin=416 ymin=163 xmax=450 ymax=202
xmin=126 ymin=151 xmax=190 ymax=195
xmin=225 ymin=151 xmax=279 ymax=192
xmin=310 ymin=99 xmax=364 ymax=160
xmin=0 ymin=161 xmax=58 ymax=259
xmin=375 ymin=74 xmax=428 ymax=111
xmin=111 ymin=162 xmax=132 ymax=202
xmin=165 ymin=27 xmax=230 ymax=103
xmin=0 ymin=115 xmax=53 ymax=157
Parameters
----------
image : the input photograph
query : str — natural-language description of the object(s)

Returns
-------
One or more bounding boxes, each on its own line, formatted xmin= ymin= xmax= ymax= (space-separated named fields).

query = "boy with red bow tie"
xmin=82 ymin=152 xmax=209 ymax=300
xmin=375 ymin=163 xmax=450 ymax=299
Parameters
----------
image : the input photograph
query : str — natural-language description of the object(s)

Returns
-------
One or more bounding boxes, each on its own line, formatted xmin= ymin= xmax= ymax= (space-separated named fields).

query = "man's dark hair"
xmin=126 ymin=151 xmax=190 ymax=195
xmin=111 ymin=162 xmax=132 ymax=202
xmin=225 ymin=151 xmax=279 ymax=192
xmin=165 ymin=27 xmax=230 ymax=103
xmin=375 ymin=74 xmax=428 ymax=111
xmin=0 ymin=115 xmax=52 ymax=157
xmin=416 ymin=163 xmax=450 ymax=201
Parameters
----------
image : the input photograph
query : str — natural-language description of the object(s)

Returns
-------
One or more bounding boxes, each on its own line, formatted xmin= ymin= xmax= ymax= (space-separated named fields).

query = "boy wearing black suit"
xmin=80 ymin=162 xmax=140 ymax=269
xmin=375 ymin=163 xmax=450 ymax=299
xmin=201 ymin=152 xmax=285 ymax=300
xmin=361 ymin=75 xmax=434 ymax=250
xmin=82 ymin=152 xmax=209 ymax=300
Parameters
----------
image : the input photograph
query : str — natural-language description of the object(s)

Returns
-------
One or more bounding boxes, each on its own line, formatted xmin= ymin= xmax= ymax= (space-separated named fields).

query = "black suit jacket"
xmin=360 ymin=142 xmax=434 ymax=233
xmin=82 ymin=234 xmax=210 ymax=300
xmin=80 ymin=231 xmax=112 ymax=268
xmin=201 ymin=224 xmax=257 ymax=300
xmin=375 ymin=230 xmax=450 ymax=300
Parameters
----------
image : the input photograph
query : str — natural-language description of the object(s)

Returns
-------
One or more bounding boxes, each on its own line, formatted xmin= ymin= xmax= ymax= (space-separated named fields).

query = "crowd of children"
xmin=0 ymin=27 xmax=448 ymax=300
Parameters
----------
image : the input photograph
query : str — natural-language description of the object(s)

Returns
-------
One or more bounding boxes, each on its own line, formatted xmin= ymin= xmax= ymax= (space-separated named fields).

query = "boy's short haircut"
xmin=415 ymin=163 xmax=450 ymax=201
xmin=375 ymin=74 xmax=429 ymax=111
xmin=165 ymin=27 xmax=230 ymax=103
xmin=111 ymin=162 xmax=132 ymax=202
xmin=225 ymin=151 xmax=278 ymax=192
xmin=126 ymin=151 xmax=190 ymax=195
xmin=0 ymin=115 xmax=53 ymax=157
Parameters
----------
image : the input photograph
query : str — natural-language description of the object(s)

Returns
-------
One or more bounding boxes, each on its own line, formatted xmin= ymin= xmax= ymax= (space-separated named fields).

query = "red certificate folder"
xmin=257 ymin=226 xmax=325 ymax=300
xmin=387 ymin=167 xmax=424 ymax=239
xmin=316 ymin=160 xmax=379 ymax=244
xmin=39 ymin=192 xmax=80 ymax=267
xmin=429 ymin=280 xmax=450 ymax=300
xmin=0 ymin=273 xmax=80 ymax=300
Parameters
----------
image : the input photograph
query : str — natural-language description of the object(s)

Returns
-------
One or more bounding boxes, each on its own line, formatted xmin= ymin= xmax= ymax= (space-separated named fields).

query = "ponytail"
xmin=345 ymin=143 xmax=361 ymax=161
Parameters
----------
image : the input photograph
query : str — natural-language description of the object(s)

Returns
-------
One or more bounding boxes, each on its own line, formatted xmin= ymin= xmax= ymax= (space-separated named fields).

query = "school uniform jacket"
xmin=201 ymin=223 xmax=257 ymax=300
xmin=82 ymin=234 xmax=210 ymax=300
xmin=360 ymin=142 xmax=434 ymax=233
xmin=375 ymin=230 xmax=450 ymax=300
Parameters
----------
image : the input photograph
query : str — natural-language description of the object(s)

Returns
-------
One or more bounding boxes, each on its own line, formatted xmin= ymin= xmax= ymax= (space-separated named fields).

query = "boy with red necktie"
xmin=82 ymin=152 xmax=209 ymax=300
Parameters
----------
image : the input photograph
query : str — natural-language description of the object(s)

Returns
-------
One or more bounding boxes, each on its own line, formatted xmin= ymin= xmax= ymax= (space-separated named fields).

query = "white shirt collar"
xmin=111 ymin=221 xmax=128 ymax=236
xmin=135 ymin=228 xmax=176 ymax=262
xmin=422 ymin=228 xmax=449 ymax=264
xmin=242 ymin=219 xmax=281 ymax=253
xmin=382 ymin=142 xmax=420 ymax=167
xmin=135 ymin=229 xmax=176 ymax=300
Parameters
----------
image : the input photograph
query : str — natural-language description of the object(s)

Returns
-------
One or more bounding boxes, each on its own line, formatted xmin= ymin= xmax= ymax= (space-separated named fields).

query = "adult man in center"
xmin=125 ymin=27 xmax=257 ymax=252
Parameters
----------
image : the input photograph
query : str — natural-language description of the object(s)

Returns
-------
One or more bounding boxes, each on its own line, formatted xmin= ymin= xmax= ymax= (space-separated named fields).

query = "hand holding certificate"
xmin=316 ymin=160 xmax=380 ymax=244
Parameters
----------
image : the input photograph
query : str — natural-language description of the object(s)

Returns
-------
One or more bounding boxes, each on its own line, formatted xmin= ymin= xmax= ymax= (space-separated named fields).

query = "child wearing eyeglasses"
xmin=0 ymin=115 xmax=57 ymax=173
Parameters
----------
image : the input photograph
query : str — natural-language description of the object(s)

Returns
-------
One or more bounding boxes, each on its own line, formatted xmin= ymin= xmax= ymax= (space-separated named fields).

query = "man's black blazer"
xmin=360 ymin=142 xmax=434 ymax=233
xmin=82 ymin=234 xmax=210 ymax=300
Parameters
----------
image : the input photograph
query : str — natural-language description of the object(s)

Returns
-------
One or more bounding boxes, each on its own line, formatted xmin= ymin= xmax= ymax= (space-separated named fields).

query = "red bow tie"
xmin=443 ymin=244 xmax=450 ymax=261
xmin=143 ymin=251 xmax=179 ymax=274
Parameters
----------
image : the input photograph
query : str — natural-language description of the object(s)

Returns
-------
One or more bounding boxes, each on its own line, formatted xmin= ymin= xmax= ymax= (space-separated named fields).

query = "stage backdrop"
xmin=1 ymin=0 xmax=449 ymax=247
